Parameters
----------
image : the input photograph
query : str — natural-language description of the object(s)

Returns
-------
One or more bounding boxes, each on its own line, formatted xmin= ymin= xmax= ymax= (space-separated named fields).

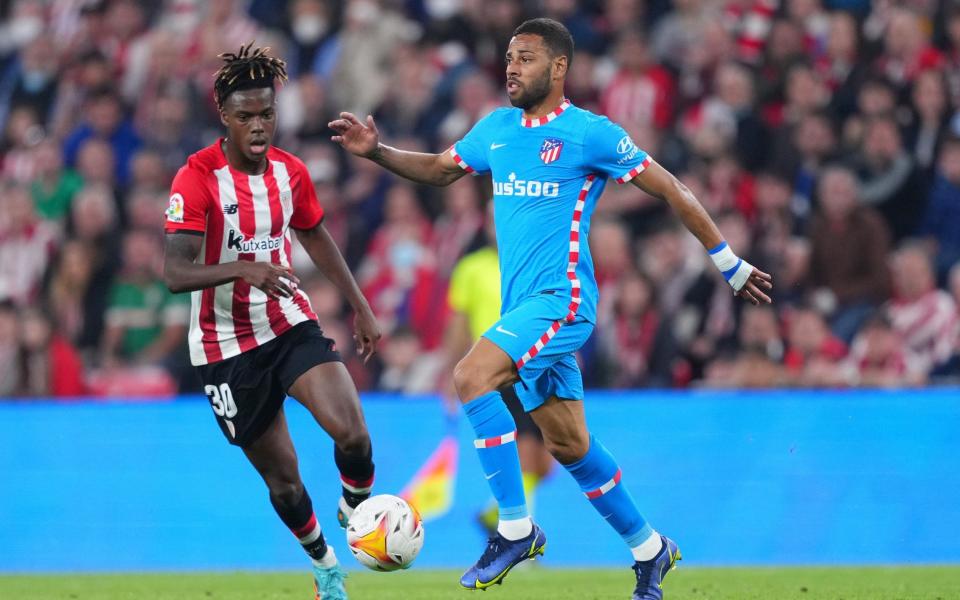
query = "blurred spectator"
xmin=600 ymin=29 xmax=675 ymax=138
xmin=820 ymin=10 xmax=868 ymax=121
xmin=917 ymin=135 xmax=960 ymax=279
xmin=63 ymin=87 xmax=142 ymax=187
xmin=358 ymin=181 xmax=437 ymax=342
xmin=737 ymin=304 xmax=784 ymax=362
xmin=125 ymin=186 xmax=166 ymax=230
xmin=841 ymin=77 xmax=896 ymax=150
xmin=780 ymin=110 xmax=838 ymax=215
xmin=0 ymin=182 xmax=56 ymax=305
xmin=876 ymin=7 xmax=942 ymax=90
xmin=0 ymin=301 xmax=20 ymax=396
xmin=48 ymin=49 xmax=113 ymax=139
xmin=670 ymin=212 xmax=751 ymax=385
xmin=100 ymin=229 xmax=189 ymax=368
xmin=376 ymin=325 xmax=444 ymax=394
xmin=0 ymin=33 xmax=59 ymax=126
xmin=30 ymin=138 xmax=83 ymax=227
xmin=283 ymin=0 xmax=340 ymax=79
xmin=17 ymin=305 xmax=87 ymax=397
xmin=437 ymin=70 xmax=499 ymax=146
xmin=905 ymin=68 xmax=953 ymax=179
xmin=808 ymin=166 xmax=892 ymax=341
xmin=596 ymin=270 xmax=675 ymax=388
xmin=63 ymin=184 xmax=120 ymax=350
xmin=725 ymin=350 xmax=785 ymax=388
xmin=328 ymin=1 xmax=418 ymax=117
xmin=856 ymin=114 xmax=923 ymax=241
xmin=302 ymin=275 xmax=372 ymax=390
xmin=783 ymin=304 xmax=847 ymax=385
xmin=885 ymin=243 xmax=958 ymax=376
xmin=844 ymin=311 xmax=923 ymax=387
xmin=944 ymin=6 xmax=960 ymax=106
xmin=129 ymin=148 xmax=171 ymax=191
xmin=1 ymin=105 xmax=43 ymax=182
xmin=44 ymin=239 xmax=101 ymax=354
xmin=431 ymin=176 xmax=484 ymax=277
xmin=75 ymin=137 xmax=118 ymax=187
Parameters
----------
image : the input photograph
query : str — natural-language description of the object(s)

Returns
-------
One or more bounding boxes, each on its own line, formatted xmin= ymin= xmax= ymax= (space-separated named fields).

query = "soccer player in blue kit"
xmin=331 ymin=18 xmax=773 ymax=599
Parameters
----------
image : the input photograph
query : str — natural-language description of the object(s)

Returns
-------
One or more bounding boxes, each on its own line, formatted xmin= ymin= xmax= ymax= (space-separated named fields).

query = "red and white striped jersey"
xmin=165 ymin=140 xmax=322 ymax=366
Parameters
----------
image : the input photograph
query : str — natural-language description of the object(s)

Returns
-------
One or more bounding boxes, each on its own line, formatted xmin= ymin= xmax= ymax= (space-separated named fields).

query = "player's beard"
xmin=510 ymin=66 xmax=552 ymax=111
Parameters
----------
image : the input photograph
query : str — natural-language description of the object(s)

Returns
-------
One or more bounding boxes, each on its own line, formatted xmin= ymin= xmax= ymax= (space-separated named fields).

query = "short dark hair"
xmin=213 ymin=42 xmax=288 ymax=110
xmin=513 ymin=18 xmax=574 ymax=65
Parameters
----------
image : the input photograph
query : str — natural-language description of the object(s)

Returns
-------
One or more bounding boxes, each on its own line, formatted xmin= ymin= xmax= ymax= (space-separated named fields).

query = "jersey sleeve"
xmin=289 ymin=159 xmax=324 ymax=230
xmin=584 ymin=118 xmax=652 ymax=184
xmin=165 ymin=166 xmax=210 ymax=233
xmin=450 ymin=111 xmax=496 ymax=175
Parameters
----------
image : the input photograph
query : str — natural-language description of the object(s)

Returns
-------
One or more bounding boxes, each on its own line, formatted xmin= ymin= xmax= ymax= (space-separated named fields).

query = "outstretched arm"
xmin=631 ymin=161 xmax=773 ymax=305
xmin=329 ymin=112 xmax=466 ymax=187
xmin=295 ymin=222 xmax=381 ymax=362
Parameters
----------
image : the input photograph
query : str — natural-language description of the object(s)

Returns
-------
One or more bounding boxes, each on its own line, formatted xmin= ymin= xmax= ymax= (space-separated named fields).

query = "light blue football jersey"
xmin=451 ymin=100 xmax=650 ymax=324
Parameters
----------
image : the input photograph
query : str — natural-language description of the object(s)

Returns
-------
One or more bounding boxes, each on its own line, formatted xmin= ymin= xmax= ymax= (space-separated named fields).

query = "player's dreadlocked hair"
xmin=213 ymin=42 xmax=288 ymax=110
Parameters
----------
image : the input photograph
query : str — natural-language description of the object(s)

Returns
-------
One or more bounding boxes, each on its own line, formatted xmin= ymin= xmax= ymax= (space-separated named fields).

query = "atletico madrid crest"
xmin=540 ymin=138 xmax=563 ymax=164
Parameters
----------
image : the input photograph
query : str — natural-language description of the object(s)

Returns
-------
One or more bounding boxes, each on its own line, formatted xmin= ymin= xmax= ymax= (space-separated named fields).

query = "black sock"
xmin=335 ymin=444 xmax=375 ymax=508
xmin=270 ymin=488 xmax=328 ymax=561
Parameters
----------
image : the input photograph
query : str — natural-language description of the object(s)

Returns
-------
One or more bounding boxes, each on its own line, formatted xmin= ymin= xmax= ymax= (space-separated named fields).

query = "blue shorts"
xmin=481 ymin=292 xmax=594 ymax=412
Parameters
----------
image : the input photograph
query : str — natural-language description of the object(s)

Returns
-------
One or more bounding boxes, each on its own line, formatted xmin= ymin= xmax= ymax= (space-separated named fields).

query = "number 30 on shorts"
xmin=204 ymin=383 xmax=238 ymax=418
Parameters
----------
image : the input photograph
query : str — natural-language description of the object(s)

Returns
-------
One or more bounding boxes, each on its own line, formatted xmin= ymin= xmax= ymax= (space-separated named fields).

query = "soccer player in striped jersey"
xmin=163 ymin=44 xmax=379 ymax=600
xmin=331 ymin=18 xmax=773 ymax=599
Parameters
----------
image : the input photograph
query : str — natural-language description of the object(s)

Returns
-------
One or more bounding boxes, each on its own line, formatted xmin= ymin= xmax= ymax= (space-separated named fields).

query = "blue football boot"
xmin=631 ymin=535 xmax=682 ymax=600
xmin=459 ymin=524 xmax=547 ymax=590
xmin=312 ymin=549 xmax=348 ymax=600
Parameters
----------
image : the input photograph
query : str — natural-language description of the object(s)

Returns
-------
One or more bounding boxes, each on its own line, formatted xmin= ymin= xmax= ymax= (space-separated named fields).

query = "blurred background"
xmin=1 ymin=0 xmax=959 ymax=396
xmin=0 ymin=0 xmax=959 ymax=574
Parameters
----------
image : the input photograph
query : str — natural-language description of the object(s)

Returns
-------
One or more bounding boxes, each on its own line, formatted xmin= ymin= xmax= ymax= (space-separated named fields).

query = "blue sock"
xmin=463 ymin=391 xmax=528 ymax=522
xmin=563 ymin=435 xmax=653 ymax=548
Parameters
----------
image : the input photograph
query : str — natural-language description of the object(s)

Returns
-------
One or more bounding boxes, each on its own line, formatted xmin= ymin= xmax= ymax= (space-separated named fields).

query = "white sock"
xmin=497 ymin=516 xmax=533 ymax=541
xmin=630 ymin=531 xmax=663 ymax=562
xmin=311 ymin=546 xmax=338 ymax=568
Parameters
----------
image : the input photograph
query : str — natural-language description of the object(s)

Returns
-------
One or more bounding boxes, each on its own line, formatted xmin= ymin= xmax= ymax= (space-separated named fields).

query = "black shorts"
xmin=501 ymin=385 xmax=543 ymax=440
xmin=196 ymin=321 xmax=341 ymax=447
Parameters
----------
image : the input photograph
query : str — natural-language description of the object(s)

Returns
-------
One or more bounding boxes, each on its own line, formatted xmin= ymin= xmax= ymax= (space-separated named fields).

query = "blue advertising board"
xmin=1 ymin=389 xmax=957 ymax=571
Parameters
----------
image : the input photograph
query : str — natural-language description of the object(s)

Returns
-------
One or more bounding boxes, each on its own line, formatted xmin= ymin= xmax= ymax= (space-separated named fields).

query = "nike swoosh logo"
xmin=495 ymin=325 xmax=518 ymax=338
xmin=490 ymin=143 xmax=507 ymax=150
xmin=600 ymin=513 xmax=613 ymax=520
xmin=485 ymin=470 xmax=501 ymax=480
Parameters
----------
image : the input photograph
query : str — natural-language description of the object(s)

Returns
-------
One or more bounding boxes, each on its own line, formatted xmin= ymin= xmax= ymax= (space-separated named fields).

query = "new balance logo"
xmin=226 ymin=229 xmax=282 ymax=253
xmin=222 ymin=204 xmax=239 ymax=214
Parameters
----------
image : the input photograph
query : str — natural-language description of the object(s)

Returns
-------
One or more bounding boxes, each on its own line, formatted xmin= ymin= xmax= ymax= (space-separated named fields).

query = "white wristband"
xmin=708 ymin=242 xmax=754 ymax=292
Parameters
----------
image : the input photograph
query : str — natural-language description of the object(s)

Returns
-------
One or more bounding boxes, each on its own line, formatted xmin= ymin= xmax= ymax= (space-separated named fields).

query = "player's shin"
xmin=464 ymin=390 xmax=532 ymax=540
xmin=563 ymin=435 xmax=663 ymax=561
xmin=271 ymin=489 xmax=336 ymax=567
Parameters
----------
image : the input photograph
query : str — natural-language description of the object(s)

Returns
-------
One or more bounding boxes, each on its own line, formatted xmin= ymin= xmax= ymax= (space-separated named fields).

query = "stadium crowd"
xmin=1 ymin=0 xmax=959 ymax=398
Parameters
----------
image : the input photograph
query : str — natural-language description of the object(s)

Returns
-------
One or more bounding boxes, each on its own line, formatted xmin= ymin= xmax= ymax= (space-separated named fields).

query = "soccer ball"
xmin=346 ymin=494 xmax=424 ymax=571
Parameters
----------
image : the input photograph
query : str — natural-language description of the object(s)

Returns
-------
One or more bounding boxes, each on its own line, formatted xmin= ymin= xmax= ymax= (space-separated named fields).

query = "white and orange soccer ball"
xmin=345 ymin=494 xmax=424 ymax=571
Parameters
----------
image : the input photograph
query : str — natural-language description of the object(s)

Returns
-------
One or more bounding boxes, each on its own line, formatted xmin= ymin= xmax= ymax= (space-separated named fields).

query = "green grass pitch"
xmin=3 ymin=566 xmax=959 ymax=599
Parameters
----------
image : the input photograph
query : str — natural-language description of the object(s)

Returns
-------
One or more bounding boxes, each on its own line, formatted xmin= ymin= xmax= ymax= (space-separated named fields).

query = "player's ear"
xmin=554 ymin=55 xmax=568 ymax=80
xmin=219 ymin=107 xmax=229 ymax=128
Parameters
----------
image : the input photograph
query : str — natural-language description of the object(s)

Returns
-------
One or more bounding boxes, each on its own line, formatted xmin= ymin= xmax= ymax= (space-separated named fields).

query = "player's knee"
xmin=334 ymin=427 xmax=370 ymax=457
xmin=453 ymin=358 xmax=496 ymax=402
xmin=543 ymin=435 xmax=589 ymax=465
xmin=266 ymin=477 xmax=304 ymax=508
